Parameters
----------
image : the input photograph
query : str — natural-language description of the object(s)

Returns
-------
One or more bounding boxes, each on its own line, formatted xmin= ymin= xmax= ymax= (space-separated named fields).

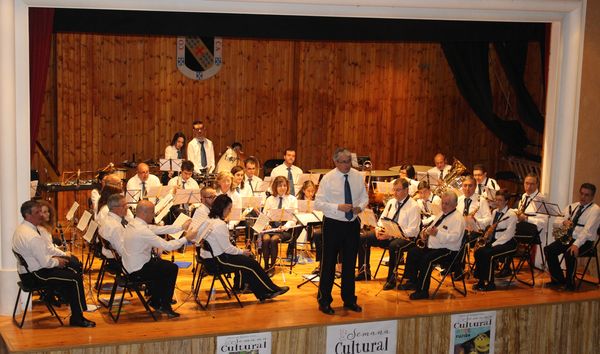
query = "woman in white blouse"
xmin=201 ymin=194 xmax=289 ymax=302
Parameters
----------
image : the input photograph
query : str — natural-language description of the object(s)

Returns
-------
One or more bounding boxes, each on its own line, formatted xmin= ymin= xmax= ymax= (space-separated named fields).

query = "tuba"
xmin=433 ymin=158 xmax=468 ymax=197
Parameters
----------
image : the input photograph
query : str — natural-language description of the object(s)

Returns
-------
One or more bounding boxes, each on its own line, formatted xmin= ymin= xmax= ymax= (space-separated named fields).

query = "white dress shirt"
xmin=270 ymin=164 xmax=303 ymax=193
xmin=164 ymin=145 xmax=182 ymax=160
xmin=426 ymin=165 xmax=452 ymax=184
xmin=98 ymin=211 xmax=130 ymax=259
xmin=121 ymin=218 xmax=186 ymax=273
xmin=12 ymin=221 xmax=64 ymax=273
xmin=126 ymin=174 xmax=162 ymax=201
xmin=427 ymin=210 xmax=466 ymax=251
xmin=418 ymin=193 xmax=442 ymax=226
xmin=200 ymin=218 xmax=244 ymax=259
xmin=378 ymin=197 xmax=421 ymax=238
xmin=264 ymin=194 xmax=298 ymax=229
xmin=457 ymin=194 xmax=492 ymax=230
xmin=168 ymin=175 xmax=200 ymax=190
xmin=554 ymin=202 xmax=600 ymax=248
xmin=187 ymin=137 xmax=215 ymax=173
xmin=90 ymin=188 xmax=101 ymax=218
xmin=489 ymin=206 xmax=517 ymax=247
xmin=514 ymin=190 xmax=547 ymax=231
xmin=315 ymin=167 xmax=369 ymax=222
xmin=475 ymin=177 xmax=500 ymax=197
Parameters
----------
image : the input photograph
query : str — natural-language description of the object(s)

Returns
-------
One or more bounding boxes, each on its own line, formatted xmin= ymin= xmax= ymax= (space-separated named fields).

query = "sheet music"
xmin=125 ymin=189 xmax=141 ymax=204
xmin=172 ymin=188 xmax=201 ymax=205
xmin=227 ymin=208 xmax=244 ymax=221
xmin=294 ymin=212 xmax=321 ymax=226
xmin=146 ymin=185 xmax=173 ymax=199
xmin=154 ymin=193 xmax=174 ymax=216
xmin=297 ymin=199 xmax=315 ymax=213
xmin=154 ymin=203 xmax=172 ymax=224
xmin=416 ymin=171 xmax=428 ymax=182
xmin=533 ymin=200 xmax=563 ymax=217
xmin=83 ymin=220 xmax=98 ymax=243
xmin=159 ymin=158 xmax=183 ymax=172
xmin=169 ymin=213 xmax=191 ymax=239
xmin=266 ymin=208 xmax=296 ymax=222
xmin=380 ymin=219 xmax=403 ymax=238
xmin=65 ymin=201 xmax=79 ymax=222
xmin=255 ymin=180 xmax=272 ymax=193
xmin=252 ymin=212 xmax=271 ymax=233
xmin=359 ymin=208 xmax=378 ymax=227
xmin=190 ymin=207 xmax=209 ymax=230
xmin=76 ymin=210 xmax=93 ymax=231
xmin=242 ymin=196 xmax=262 ymax=208
xmin=313 ymin=210 xmax=324 ymax=222
xmin=373 ymin=181 xmax=394 ymax=194
xmin=296 ymin=173 xmax=321 ymax=186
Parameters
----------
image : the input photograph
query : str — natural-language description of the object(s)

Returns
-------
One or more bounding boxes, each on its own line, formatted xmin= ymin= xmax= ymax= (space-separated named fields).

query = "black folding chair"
xmin=430 ymin=236 xmax=468 ymax=299
xmin=105 ymin=242 xmax=157 ymax=322
xmin=12 ymin=250 xmax=64 ymax=328
xmin=574 ymin=235 xmax=600 ymax=290
xmin=507 ymin=221 xmax=541 ymax=287
xmin=193 ymin=240 xmax=243 ymax=309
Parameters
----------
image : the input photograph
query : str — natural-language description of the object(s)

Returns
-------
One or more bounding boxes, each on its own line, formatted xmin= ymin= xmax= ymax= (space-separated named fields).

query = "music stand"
xmin=533 ymin=200 xmax=564 ymax=270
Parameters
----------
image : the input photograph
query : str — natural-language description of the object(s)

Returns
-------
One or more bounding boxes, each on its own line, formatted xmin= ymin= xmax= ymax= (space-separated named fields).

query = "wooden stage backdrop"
xmin=34 ymin=34 xmax=544 ymax=178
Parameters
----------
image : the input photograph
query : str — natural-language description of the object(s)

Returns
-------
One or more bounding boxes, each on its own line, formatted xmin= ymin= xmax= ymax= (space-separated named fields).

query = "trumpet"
xmin=474 ymin=215 xmax=509 ymax=251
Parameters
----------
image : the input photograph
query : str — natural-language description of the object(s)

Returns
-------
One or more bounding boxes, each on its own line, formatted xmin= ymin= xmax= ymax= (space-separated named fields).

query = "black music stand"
xmin=533 ymin=200 xmax=563 ymax=270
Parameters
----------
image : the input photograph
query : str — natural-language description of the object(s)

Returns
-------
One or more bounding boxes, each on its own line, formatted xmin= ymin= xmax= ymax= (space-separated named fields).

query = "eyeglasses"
xmin=203 ymin=195 xmax=216 ymax=199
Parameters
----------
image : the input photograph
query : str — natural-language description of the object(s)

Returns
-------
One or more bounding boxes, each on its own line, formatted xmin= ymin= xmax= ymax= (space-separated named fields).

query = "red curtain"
xmin=29 ymin=8 xmax=54 ymax=154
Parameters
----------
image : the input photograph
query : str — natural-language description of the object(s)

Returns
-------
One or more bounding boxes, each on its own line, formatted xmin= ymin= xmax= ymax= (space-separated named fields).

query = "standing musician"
xmin=126 ymin=162 xmax=162 ymax=202
xmin=270 ymin=148 xmax=303 ymax=196
xmin=416 ymin=181 xmax=442 ymax=227
xmin=358 ymin=178 xmax=421 ymax=291
xmin=187 ymin=120 xmax=215 ymax=174
xmin=12 ymin=200 xmax=95 ymax=327
xmin=315 ymin=148 xmax=368 ymax=315
xmin=457 ymin=176 xmax=492 ymax=238
xmin=162 ymin=131 xmax=186 ymax=183
xmin=426 ymin=153 xmax=451 ymax=185
xmin=201 ymin=195 xmax=290 ymax=301
xmin=544 ymin=183 xmax=600 ymax=291
xmin=513 ymin=172 xmax=547 ymax=270
xmin=473 ymin=189 xmax=517 ymax=291
xmin=400 ymin=191 xmax=465 ymax=300
xmin=261 ymin=176 xmax=298 ymax=275
xmin=472 ymin=164 xmax=500 ymax=199
xmin=121 ymin=200 xmax=194 ymax=318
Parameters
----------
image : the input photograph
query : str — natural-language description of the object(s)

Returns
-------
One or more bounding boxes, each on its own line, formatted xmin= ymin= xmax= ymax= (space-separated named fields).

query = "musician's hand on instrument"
xmin=428 ymin=226 xmax=438 ymax=236
xmin=337 ymin=204 xmax=353 ymax=212
xmin=517 ymin=213 xmax=528 ymax=222
xmin=563 ymin=219 xmax=573 ymax=228
xmin=184 ymin=227 xmax=198 ymax=241
xmin=568 ymin=244 xmax=579 ymax=257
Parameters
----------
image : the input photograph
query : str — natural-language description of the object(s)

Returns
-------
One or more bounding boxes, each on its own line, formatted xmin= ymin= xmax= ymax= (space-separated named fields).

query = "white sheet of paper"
xmin=255 ymin=180 xmax=272 ymax=193
xmin=252 ymin=212 xmax=271 ymax=233
xmin=313 ymin=210 xmax=324 ymax=222
xmin=169 ymin=213 xmax=191 ymax=239
xmin=154 ymin=193 xmax=174 ymax=216
xmin=296 ymin=173 xmax=321 ymax=186
xmin=295 ymin=212 xmax=321 ymax=226
xmin=147 ymin=185 xmax=173 ymax=199
xmin=227 ymin=208 xmax=243 ymax=221
xmin=266 ymin=208 xmax=296 ymax=221
xmin=297 ymin=199 xmax=315 ymax=213
xmin=154 ymin=201 xmax=173 ymax=224
xmin=83 ymin=220 xmax=98 ymax=243
xmin=190 ymin=207 xmax=209 ymax=230
xmin=30 ymin=181 xmax=38 ymax=198
xmin=172 ymin=188 xmax=201 ymax=205
xmin=65 ymin=201 xmax=79 ymax=222
xmin=380 ymin=219 xmax=403 ymax=238
xmin=76 ymin=210 xmax=92 ymax=231
xmin=374 ymin=181 xmax=394 ymax=194
xmin=359 ymin=208 xmax=378 ymax=227
xmin=125 ymin=189 xmax=141 ymax=204
xmin=242 ymin=196 xmax=262 ymax=208
xmin=159 ymin=158 xmax=183 ymax=172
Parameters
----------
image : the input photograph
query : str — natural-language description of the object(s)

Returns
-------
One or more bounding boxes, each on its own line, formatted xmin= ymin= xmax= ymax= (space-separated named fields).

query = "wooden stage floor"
xmin=1 ymin=247 xmax=599 ymax=353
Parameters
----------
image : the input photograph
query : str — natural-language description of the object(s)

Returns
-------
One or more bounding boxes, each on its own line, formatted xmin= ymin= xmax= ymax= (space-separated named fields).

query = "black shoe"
xmin=545 ymin=281 xmax=564 ymax=288
xmin=170 ymin=298 xmax=177 ymax=305
xmin=69 ymin=317 xmax=96 ymax=328
xmin=398 ymin=282 xmax=416 ymax=291
xmin=343 ymin=303 xmax=362 ymax=312
xmin=355 ymin=272 xmax=372 ymax=281
xmin=157 ymin=306 xmax=180 ymax=318
xmin=472 ymin=282 xmax=486 ymax=291
xmin=267 ymin=286 xmax=290 ymax=299
xmin=382 ymin=281 xmax=396 ymax=291
xmin=335 ymin=271 xmax=342 ymax=279
xmin=565 ymin=283 xmax=576 ymax=291
xmin=319 ymin=304 xmax=335 ymax=315
xmin=409 ymin=291 xmax=429 ymax=300
xmin=311 ymin=266 xmax=321 ymax=275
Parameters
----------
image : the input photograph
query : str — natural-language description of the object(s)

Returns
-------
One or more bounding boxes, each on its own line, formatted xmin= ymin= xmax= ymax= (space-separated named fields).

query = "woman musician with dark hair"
xmin=472 ymin=189 xmax=518 ymax=291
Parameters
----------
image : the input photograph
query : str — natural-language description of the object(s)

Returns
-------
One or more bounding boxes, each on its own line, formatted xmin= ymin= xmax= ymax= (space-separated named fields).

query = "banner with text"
xmin=326 ymin=320 xmax=397 ymax=354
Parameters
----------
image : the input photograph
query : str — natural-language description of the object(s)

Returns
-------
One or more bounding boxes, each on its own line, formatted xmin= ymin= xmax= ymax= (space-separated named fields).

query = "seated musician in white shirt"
xmin=400 ymin=191 xmax=466 ymax=300
xmin=167 ymin=160 xmax=200 ymax=216
xmin=457 ymin=175 xmax=492 ymax=240
xmin=426 ymin=153 xmax=451 ymax=185
xmin=472 ymin=163 xmax=500 ymax=199
xmin=357 ymin=178 xmax=421 ymax=290
xmin=473 ymin=189 xmax=518 ymax=291
xmin=270 ymin=148 xmax=303 ymax=196
xmin=544 ymin=183 xmax=600 ymax=291
xmin=126 ymin=162 xmax=162 ymax=202
xmin=416 ymin=181 xmax=442 ymax=227
xmin=121 ymin=200 xmax=194 ymax=318
xmin=231 ymin=165 xmax=252 ymax=197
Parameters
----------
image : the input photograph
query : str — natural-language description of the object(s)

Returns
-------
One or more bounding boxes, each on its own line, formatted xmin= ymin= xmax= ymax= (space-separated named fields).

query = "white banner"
xmin=216 ymin=332 xmax=271 ymax=354
xmin=326 ymin=320 xmax=397 ymax=354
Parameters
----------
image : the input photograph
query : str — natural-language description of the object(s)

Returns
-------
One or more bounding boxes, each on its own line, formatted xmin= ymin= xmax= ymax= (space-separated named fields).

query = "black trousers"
xmin=131 ymin=258 xmax=178 ymax=308
xmin=357 ymin=232 xmax=414 ymax=282
xmin=404 ymin=247 xmax=454 ymax=293
xmin=544 ymin=240 xmax=594 ymax=287
xmin=30 ymin=267 xmax=87 ymax=321
xmin=206 ymin=253 xmax=281 ymax=300
xmin=307 ymin=224 xmax=323 ymax=261
xmin=474 ymin=239 xmax=517 ymax=283
xmin=318 ymin=217 xmax=360 ymax=307
xmin=387 ymin=238 xmax=415 ymax=282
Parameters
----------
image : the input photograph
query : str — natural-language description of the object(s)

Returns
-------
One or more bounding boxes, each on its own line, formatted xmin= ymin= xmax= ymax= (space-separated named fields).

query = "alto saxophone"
xmin=552 ymin=205 xmax=573 ymax=245
xmin=416 ymin=226 xmax=429 ymax=248
xmin=474 ymin=215 xmax=509 ymax=251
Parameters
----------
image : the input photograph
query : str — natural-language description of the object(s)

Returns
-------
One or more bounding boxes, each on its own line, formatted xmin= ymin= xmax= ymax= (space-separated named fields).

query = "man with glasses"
xmin=187 ymin=120 xmax=215 ymax=174
xmin=315 ymin=148 xmax=368 ymax=315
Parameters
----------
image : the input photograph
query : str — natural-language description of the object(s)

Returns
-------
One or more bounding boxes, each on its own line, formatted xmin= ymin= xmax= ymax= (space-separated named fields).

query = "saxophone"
xmin=552 ymin=206 xmax=574 ymax=245
xmin=474 ymin=215 xmax=510 ymax=251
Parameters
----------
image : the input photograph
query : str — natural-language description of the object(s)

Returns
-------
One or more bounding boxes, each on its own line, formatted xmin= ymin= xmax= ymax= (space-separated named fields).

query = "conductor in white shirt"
xmin=187 ymin=120 xmax=215 ymax=174
xmin=270 ymin=148 xmax=303 ymax=196
xmin=121 ymin=200 xmax=194 ymax=318
xmin=315 ymin=148 xmax=368 ymax=315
